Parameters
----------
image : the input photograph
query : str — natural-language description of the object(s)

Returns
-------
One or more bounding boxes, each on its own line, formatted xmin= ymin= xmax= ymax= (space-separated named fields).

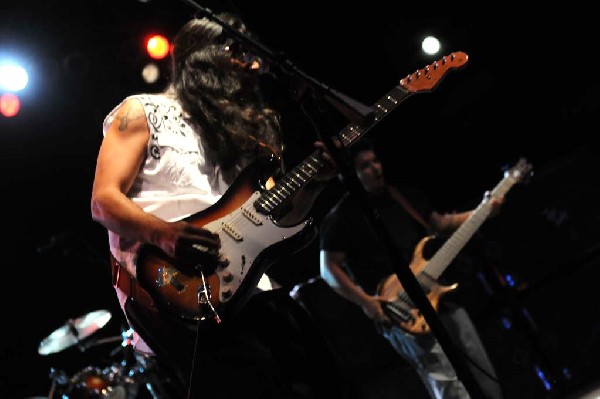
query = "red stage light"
xmin=0 ymin=93 xmax=20 ymax=117
xmin=146 ymin=35 xmax=170 ymax=60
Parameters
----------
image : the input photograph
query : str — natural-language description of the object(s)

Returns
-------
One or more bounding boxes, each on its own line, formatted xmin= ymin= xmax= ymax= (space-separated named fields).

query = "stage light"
xmin=142 ymin=62 xmax=160 ymax=84
xmin=146 ymin=34 xmax=170 ymax=60
xmin=0 ymin=93 xmax=21 ymax=117
xmin=421 ymin=36 xmax=441 ymax=56
xmin=0 ymin=63 xmax=29 ymax=92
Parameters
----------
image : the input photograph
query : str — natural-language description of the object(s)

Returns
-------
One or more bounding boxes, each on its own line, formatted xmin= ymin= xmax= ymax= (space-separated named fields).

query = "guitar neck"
xmin=424 ymin=171 xmax=521 ymax=280
xmin=254 ymin=51 xmax=470 ymax=215
xmin=254 ymin=85 xmax=411 ymax=214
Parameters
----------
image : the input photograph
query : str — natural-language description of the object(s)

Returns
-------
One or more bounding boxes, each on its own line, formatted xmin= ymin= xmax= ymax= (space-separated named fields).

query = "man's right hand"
xmin=157 ymin=220 xmax=221 ymax=262
xmin=361 ymin=295 xmax=391 ymax=325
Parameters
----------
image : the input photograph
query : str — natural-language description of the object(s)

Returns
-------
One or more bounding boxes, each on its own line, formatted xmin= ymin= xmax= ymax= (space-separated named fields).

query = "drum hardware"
xmin=39 ymin=312 xmax=146 ymax=398
xmin=38 ymin=309 xmax=112 ymax=355
xmin=38 ymin=308 xmax=175 ymax=399
xmin=59 ymin=364 xmax=138 ymax=399
xmin=47 ymin=367 xmax=70 ymax=398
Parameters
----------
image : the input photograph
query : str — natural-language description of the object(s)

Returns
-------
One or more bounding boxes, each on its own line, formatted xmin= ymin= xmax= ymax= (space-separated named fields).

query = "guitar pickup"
xmin=221 ymin=221 xmax=242 ymax=241
xmin=241 ymin=206 xmax=262 ymax=225
xmin=384 ymin=302 xmax=412 ymax=323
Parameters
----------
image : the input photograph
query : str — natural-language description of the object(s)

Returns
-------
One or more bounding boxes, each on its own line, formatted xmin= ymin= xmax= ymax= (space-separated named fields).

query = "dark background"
xmin=2 ymin=1 xmax=600 ymax=398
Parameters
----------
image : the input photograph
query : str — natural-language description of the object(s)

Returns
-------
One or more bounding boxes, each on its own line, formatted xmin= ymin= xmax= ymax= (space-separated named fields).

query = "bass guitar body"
xmin=377 ymin=236 xmax=458 ymax=335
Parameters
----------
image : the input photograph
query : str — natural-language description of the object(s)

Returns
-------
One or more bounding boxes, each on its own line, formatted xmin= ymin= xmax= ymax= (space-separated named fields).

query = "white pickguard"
xmin=205 ymin=191 xmax=309 ymax=302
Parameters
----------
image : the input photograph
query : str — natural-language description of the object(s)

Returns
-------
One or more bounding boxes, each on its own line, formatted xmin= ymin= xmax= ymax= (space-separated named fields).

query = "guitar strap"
xmin=386 ymin=185 xmax=432 ymax=233
xmin=109 ymin=252 xmax=156 ymax=311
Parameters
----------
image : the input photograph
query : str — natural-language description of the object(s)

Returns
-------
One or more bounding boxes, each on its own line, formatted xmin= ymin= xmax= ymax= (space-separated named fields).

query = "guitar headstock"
xmin=399 ymin=51 xmax=469 ymax=93
xmin=505 ymin=157 xmax=534 ymax=183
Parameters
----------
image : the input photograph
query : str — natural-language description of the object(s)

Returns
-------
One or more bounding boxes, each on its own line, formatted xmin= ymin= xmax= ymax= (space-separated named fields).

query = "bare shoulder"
xmin=109 ymin=97 xmax=147 ymax=133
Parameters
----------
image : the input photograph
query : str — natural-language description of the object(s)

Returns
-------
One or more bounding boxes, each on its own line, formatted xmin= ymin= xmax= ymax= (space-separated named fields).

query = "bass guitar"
xmin=377 ymin=158 xmax=533 ymax=334
xmin=136 ymin=52 xmax=470 ymax=323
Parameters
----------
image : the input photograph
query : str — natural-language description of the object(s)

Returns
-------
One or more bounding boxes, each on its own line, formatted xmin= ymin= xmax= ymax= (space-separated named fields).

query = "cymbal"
xmin=38 ymin=309 xmax=112 ymax=355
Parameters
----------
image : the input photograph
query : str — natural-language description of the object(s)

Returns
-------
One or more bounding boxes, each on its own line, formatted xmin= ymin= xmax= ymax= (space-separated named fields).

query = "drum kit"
xmin=36 ymin=309 xmax=151 ymax=399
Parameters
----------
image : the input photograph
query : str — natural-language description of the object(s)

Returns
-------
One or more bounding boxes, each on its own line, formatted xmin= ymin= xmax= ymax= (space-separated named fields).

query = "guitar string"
xmin=202 ymin=83 xmax=406 ymax=314
xmin=391 ymin=169 xmax=526 ymax=322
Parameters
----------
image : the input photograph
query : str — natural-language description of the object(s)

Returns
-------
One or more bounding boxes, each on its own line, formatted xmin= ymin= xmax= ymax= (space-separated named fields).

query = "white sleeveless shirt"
xmin=103 ymin=92 xmax=275 ymax=354
xmin=104 ymin=93 xmax=229 ymax=354
xmin=103 ymin=93 xmax=228 ymax=278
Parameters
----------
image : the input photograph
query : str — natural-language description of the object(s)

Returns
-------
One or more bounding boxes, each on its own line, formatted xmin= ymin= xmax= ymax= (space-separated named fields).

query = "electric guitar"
xmin=136 ymin=52 xmax=470 ymax=323
xmin=377 ymin=158 xmax=533 ymax=334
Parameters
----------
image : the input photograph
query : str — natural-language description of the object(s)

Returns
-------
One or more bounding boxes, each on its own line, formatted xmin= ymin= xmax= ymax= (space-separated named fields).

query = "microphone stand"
xmin=177 ymin=2 xmax=485 ymax=398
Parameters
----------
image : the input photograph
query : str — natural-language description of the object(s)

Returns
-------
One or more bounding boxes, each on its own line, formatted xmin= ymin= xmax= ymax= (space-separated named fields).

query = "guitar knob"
xmin=222 ymin=272 xmax=234 ymax=283
xmin=219 ymin=257 xmax=231 ymax=268
xmin=222 ymin=288 xmax=232 ymax=300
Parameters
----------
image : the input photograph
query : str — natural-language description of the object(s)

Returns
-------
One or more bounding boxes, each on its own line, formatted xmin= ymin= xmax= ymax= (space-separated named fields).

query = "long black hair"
xmin=170 ymin=13 xmax=282 ymax=181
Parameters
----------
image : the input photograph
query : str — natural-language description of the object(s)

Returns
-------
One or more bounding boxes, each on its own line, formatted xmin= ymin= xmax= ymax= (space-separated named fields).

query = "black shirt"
xmin=319 ymin=185 xmax=434 ymax=295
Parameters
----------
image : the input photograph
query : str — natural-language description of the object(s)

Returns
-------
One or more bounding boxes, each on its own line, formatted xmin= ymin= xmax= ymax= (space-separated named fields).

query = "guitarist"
xmin=319 ymin=138 xmax=504 ymax=399
xmin=91 ymin=12 xmax=339 ymax=399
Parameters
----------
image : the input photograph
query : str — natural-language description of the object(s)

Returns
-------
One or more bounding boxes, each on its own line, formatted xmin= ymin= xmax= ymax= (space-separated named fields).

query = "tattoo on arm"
xmin=117 ymin=105 xmax=145 ymax=131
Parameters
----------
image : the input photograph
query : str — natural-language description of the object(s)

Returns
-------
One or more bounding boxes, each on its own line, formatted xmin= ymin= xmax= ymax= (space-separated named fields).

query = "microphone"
xmin=243 ymin=53 xmax=271 ymax=75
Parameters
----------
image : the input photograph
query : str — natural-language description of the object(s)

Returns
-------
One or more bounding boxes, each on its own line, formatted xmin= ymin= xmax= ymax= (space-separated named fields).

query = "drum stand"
xmin=42 ymin=325 xmax=142 ymax=398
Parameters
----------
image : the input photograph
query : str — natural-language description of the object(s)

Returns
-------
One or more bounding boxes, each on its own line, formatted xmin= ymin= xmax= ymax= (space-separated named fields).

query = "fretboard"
xmin=254 ymin=85 xmax=411 ymax=214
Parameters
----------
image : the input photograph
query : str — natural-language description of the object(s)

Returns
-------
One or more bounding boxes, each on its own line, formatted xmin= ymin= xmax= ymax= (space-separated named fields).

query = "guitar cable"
xmin=199 ymin=270 xmax=221 ymax=323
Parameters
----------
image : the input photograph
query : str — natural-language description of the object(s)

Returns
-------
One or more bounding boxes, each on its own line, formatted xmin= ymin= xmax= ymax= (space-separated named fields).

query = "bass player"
xmin=319 ymin=137 xmax=505 ymax=399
